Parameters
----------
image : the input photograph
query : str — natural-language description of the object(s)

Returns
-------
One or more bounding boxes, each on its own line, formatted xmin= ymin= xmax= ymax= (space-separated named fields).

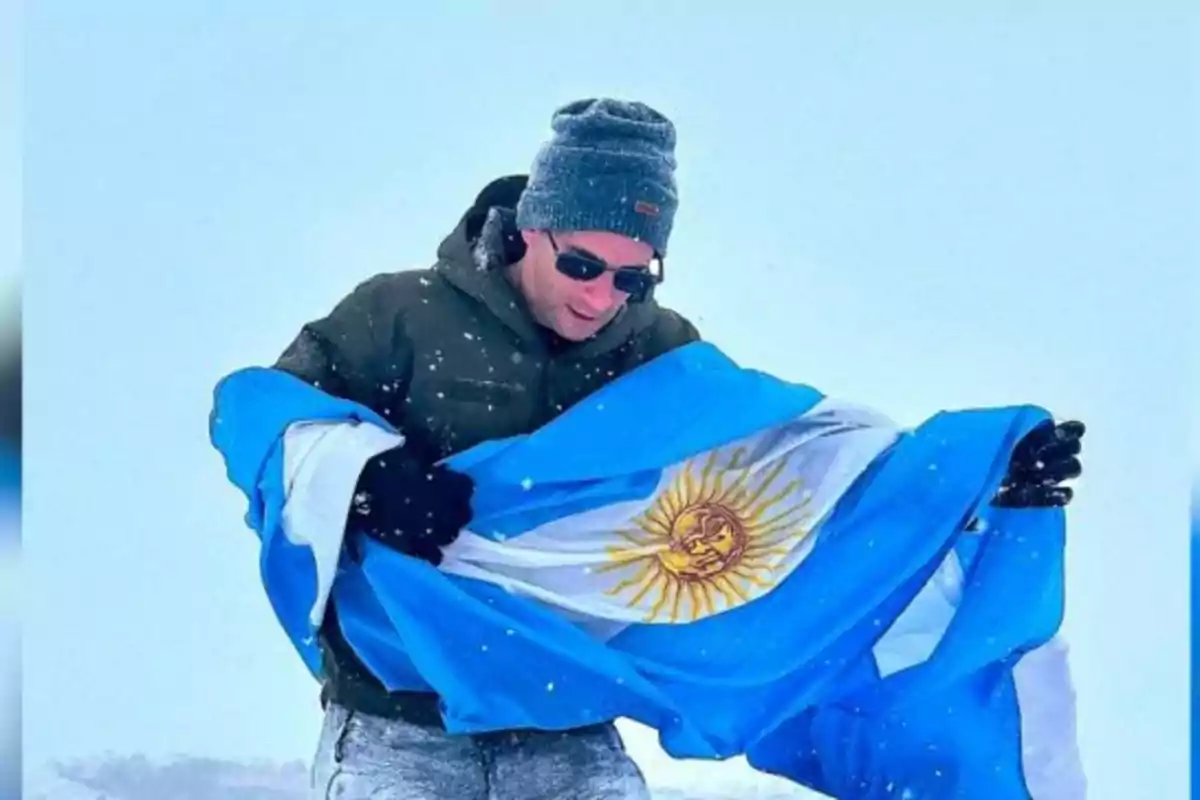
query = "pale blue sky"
xmin=22 ymin=6 xmax=1194 ymax=797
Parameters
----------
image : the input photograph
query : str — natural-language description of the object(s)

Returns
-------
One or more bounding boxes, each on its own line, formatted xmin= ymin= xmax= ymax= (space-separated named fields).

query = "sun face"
xmin=595 ymin=443 xmax=816 ymax=623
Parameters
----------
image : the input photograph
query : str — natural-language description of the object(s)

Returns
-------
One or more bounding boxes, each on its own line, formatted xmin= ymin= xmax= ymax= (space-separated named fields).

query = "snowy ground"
xmin=25 ymin=724 xmax=825 ymax=799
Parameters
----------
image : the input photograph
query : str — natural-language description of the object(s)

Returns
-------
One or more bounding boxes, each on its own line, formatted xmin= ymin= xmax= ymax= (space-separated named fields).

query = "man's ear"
xmin=519 ymin=229 xmax=539 ymax=247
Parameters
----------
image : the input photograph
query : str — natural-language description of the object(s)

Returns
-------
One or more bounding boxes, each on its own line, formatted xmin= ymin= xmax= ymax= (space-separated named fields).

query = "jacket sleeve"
xmin=273 ymin=273 xmax=414 ymax=411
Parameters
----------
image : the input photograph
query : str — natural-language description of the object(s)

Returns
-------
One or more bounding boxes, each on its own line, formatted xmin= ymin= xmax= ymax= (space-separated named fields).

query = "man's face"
xmin=518 ymin=229 xmax=656 ymax=341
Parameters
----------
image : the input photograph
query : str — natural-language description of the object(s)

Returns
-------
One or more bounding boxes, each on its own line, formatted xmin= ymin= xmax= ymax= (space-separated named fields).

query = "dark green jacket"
xmin=273 ymin=174 xmax=699 ymax=723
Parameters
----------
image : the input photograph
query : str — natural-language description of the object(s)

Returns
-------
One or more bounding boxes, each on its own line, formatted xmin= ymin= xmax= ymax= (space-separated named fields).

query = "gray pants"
xmin=311 ymin=703 xmax=652 ymax=799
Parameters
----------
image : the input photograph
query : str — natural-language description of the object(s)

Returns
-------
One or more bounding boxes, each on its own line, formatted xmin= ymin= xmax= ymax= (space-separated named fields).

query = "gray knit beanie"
xmin=515 ymin=98 xmax=678 ymax=256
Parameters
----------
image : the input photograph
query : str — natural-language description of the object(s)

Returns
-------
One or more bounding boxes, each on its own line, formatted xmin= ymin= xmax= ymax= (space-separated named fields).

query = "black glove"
xmin=992 ymin=419 xmax=1085 ymax=508
xmin=346 ymin=433 xmax=475 ymax=566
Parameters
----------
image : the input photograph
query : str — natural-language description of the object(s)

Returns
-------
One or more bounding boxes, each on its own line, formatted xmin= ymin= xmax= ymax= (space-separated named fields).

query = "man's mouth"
xmin=567 ymin=307 xmax=598 ymax=322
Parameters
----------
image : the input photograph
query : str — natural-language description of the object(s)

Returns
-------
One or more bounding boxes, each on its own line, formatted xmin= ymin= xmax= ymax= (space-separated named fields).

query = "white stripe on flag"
xmin=281 ymin=421 xmax=404 ymax=627
xmin=1014 ymin=636 xmax=1087 ymax=799
xmin=871 ymin=549 xmax=965 ymax=677
xmin=440 ymin=397 xmax=901 ymax=625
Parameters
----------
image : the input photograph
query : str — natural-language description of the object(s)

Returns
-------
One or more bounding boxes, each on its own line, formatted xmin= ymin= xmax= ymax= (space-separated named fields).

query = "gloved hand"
xmin=992 ymin=419 xmax=1085 ymax=508
xmin=346 ymin=432 xmax=475 ymax=566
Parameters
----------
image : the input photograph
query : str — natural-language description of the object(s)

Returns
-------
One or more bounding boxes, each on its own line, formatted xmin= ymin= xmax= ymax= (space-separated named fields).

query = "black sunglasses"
xmin=546 ymin=231 xmax=664 ymax=302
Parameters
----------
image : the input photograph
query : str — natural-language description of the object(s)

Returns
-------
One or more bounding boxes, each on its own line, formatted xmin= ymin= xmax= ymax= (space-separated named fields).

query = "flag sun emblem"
xmin=597 ymin=445 xmax=817 ymax=623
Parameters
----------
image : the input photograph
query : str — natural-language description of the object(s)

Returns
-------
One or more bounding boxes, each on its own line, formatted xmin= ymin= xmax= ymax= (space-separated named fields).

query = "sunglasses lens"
xmin=613 ymin=270 xmax=654 ymax=300
xmin=556 ymin=252 xmax=605 ymax=281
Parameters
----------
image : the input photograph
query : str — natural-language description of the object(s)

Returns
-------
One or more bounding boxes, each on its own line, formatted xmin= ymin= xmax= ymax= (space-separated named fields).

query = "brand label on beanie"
xmin=634 ymin=200 xmax=660 ymax=217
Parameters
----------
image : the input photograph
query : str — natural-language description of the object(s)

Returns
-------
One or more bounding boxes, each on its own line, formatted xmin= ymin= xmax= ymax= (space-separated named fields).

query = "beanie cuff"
xmin=516 ymin=188 xmax=674 ymax=256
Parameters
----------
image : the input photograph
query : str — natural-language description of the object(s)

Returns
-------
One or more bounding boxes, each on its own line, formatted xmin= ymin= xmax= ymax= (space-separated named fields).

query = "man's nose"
xmin=579 ymin=272 xmax=620 ymax=311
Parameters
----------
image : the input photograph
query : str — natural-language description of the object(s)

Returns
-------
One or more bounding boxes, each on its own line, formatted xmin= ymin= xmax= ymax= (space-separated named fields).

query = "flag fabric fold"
xmin=210 ymin=341 xmax=1084 ymax=798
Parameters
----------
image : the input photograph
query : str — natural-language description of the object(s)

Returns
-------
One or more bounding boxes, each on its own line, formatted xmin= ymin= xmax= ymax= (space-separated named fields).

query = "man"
xmin=250 ymin=97 xmax=1085 ymax=798
xmin=274 ymin=98 xmax=697 ymax=799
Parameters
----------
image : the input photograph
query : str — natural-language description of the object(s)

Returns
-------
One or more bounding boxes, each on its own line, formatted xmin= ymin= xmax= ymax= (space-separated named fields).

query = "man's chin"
xmin=555 ymin=326 xmax=595 ymax=342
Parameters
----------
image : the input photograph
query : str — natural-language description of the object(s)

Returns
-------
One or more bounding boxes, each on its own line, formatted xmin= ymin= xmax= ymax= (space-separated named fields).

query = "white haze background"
xmin=21 ymin=5 xmax=1194 ymax=798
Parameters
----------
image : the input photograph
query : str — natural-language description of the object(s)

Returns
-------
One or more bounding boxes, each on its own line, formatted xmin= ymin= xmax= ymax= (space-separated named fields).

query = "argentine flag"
xmin=210 ymin=341 xmax=1085 ymax=798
